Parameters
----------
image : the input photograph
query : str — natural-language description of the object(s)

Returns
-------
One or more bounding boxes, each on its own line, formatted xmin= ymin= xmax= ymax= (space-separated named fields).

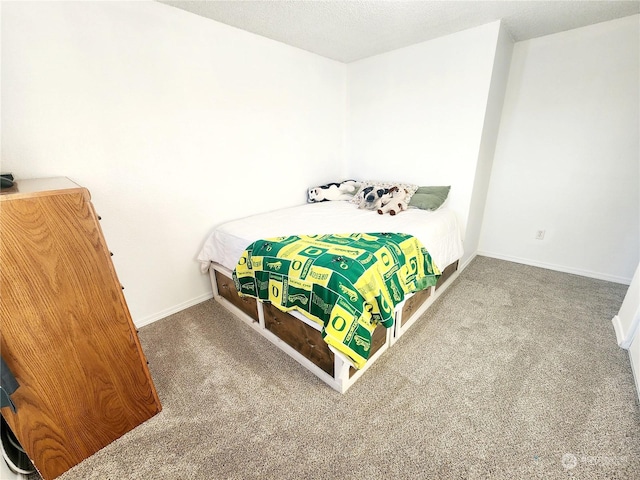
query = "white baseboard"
xmin=458 ymin=252 xmax=476 ymax=273
xmin=476 ymin=251 xmax=632 ymax=285
xmin=133 ymin=292 xmax=214 ymax=328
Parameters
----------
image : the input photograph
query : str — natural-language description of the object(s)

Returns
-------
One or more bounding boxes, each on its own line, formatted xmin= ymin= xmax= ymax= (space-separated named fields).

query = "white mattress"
xmin=198 ymin=202 xmax=464 ymax=273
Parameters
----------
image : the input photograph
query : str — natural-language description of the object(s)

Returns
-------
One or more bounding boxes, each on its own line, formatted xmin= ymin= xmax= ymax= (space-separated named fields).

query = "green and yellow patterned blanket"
xmin=233 ymin=233 xmax=441 ymax=369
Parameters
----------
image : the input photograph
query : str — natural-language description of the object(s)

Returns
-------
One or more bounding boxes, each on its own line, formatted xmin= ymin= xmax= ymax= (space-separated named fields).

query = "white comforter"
xmin=198 ymin=202 xmax=464 ymax=273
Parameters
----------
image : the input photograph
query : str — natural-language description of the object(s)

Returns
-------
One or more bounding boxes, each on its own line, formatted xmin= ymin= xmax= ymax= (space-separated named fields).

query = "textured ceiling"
xmin=157 ymin=0 xmax=640 ymax=63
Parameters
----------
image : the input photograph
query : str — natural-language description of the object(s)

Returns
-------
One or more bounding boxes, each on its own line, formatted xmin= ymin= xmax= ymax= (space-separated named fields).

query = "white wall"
xmin=612 ymin=264 xmax=640 ymax=348
xmin=479 ymin=16 xmax=639 ymax=284
xmin=1 ymin=1 xmax=346 ymax=325
xmin=463 ymin=24 xmax=514 ymax=264
xmin=345 ymin=21 xmax=510 ymax=267
xmin=612 ymin=262 xmax=640 ymax=400
xmin=629 ymin=331 xmax=640 ymax=403
xmin=4 ymin=1 xmax=638 ymax=326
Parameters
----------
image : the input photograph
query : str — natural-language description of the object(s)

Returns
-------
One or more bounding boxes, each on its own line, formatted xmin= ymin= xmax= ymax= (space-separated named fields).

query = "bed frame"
xmin=208 ymin=260 xmax=459 ymax=393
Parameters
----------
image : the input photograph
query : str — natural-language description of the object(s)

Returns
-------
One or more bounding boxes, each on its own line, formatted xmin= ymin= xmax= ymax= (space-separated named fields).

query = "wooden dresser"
xmin=0 ymin=178 xmax=161 ymax=479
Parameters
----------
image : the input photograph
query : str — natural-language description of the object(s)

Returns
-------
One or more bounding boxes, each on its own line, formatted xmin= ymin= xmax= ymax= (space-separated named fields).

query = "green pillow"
xmin=409 ymin=186 xmax=451 ymax=211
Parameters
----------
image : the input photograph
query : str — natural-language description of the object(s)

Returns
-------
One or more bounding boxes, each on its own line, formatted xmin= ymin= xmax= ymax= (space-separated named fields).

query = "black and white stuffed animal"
xmin=307 ymin=180 xmax=360 ymax=202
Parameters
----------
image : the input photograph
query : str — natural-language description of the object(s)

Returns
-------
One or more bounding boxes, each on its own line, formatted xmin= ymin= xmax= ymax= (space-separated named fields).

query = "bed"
xmin=198 ymin=200 xmax=463 ymax=393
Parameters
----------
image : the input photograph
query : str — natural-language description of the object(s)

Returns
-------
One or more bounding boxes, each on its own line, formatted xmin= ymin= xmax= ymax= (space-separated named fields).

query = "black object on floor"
xmin=1 ymin=416 xmax=36 ymax=475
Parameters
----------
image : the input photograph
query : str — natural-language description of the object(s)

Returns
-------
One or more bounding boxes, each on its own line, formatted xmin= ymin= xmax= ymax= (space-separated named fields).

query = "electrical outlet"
xmin=535 ymin=230 xmax=546 ymax=240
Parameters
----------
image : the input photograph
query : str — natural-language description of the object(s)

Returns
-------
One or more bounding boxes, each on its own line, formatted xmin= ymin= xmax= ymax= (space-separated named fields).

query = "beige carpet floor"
xmin=50 ymin=256 xmax=638 ymax=479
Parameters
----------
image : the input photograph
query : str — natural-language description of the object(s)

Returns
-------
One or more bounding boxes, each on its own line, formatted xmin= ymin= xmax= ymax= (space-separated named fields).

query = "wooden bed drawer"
xmin=348 ymin=322 xmax=388 ymax=378
xmin=436 ymin=260 xmax=458 ymax=290
xmin=263 ymin=302 xmax=389 ymax=380
xmin=263 ymin=302 xmax=335 ymax=376
xmin=401 ymin=288 xmax=432 ymax=326
xmin=215 ymin=270 xmax=259 ymax=322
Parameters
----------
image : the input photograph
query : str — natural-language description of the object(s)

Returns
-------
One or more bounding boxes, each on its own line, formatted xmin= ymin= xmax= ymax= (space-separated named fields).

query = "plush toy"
xmin=377 ymin=187 xmax=409 ymax=215
xmin=358 ymin=186 xmax=394 ymax=210
xmin=308 ymin=179 xmax=360 ymax=202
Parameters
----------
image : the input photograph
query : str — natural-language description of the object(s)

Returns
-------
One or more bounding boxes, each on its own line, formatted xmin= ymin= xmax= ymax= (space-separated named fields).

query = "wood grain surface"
xmin=0 ymin=181 xmax=161 ymax=480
